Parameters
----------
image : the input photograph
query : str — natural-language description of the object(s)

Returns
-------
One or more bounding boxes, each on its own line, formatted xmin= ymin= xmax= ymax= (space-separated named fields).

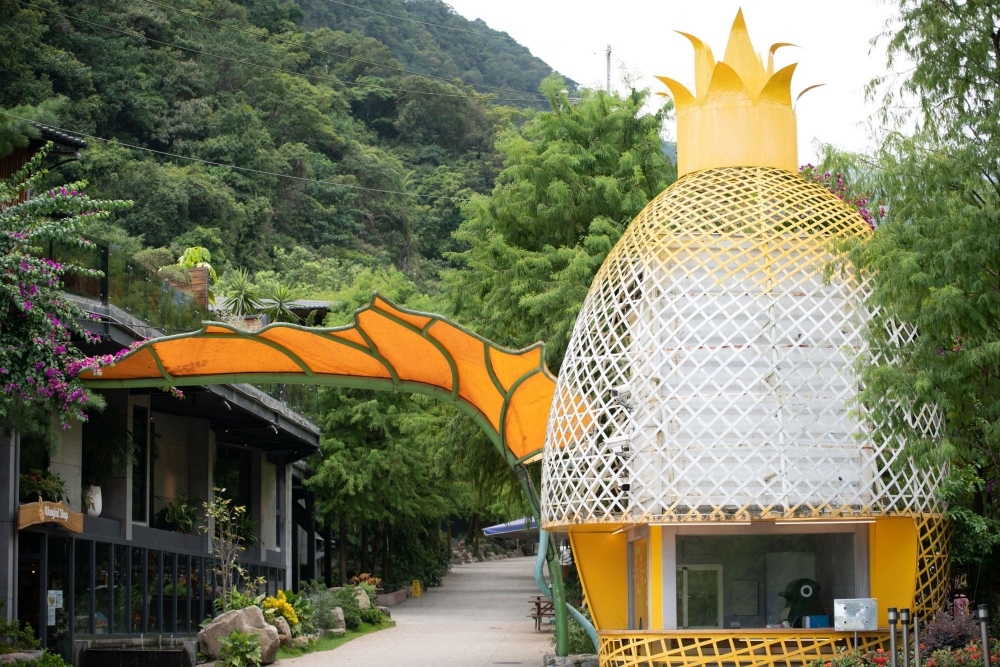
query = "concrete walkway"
xmin=283 ymin=556 xmax=553 ymax=667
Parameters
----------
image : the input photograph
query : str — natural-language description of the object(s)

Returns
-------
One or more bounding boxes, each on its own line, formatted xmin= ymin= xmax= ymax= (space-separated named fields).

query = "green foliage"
xmin=154 ymin=496 xmax=200 ymax=534
xmin=555 ymin=606 xmax=596 ymax=655
xmin=830 ymin=0 xmax=1000 ymax=571
xmin=19 ymin=469 xmax=67 ymax=503
xmin=202 ymin=489 xmax=265 ymax=611
xmin=300 ymin=582 xmax=344 ymax=631
xmin=0 ymin=145 xmax=132 ymax=426
xmin=282 ymin=589 xmax=314 ymax=636
xmin=261 ymin=282 xmax=300 ymax=323
xmin=358 ymin=608 xmax=383 ymax=625
xmin=447 ymin=78 xmax=676 ymax=372
xmin=330 ymin=588 xmax=362 ymax=630
xmin=0 ymin=599 xmax=40 ymax=653
xmin=218 ymin=630 xmax=262 ymax=667
xmin=221 ymin=268 xmax=264 ymax=317
xmin=20 ymin=653 xmax=70 ymax=667
xmin=0 ymin=97 xmax=65 ymax=157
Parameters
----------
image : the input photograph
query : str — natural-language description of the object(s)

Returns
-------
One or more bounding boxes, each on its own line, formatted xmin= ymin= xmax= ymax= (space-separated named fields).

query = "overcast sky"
xmin=444 ymin=1 xmax=902 ymax=166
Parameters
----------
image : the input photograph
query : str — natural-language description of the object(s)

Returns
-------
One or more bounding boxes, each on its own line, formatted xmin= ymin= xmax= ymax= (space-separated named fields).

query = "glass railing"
xmin=47 ymin=238 xmax=212 ymax=335
xmin=252 ymin=383 xmax=321 ymax=423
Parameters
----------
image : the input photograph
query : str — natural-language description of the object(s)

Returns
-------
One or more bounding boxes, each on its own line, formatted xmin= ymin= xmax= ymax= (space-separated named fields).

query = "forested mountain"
xmin=298 ymin=0 xmax=575 ymax=100
xmin=0 ymin=0 xmax=572 ymax=282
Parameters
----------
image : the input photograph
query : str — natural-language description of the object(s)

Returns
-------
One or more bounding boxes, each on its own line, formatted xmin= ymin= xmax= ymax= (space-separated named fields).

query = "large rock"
xmin=354 ymin=587 xmax=371 ymax=610
xmin=329 ymin=606 xmax=346 ymax=630
xmin=273 ymin=615 xmax=291 ymax=639
xmin=324 ymin=628 xmax=346 ymax=638
xmin=0 ymin=652 xmax=44 ymax=664
xmin=197 ymin=606 xmax=281 ymax=665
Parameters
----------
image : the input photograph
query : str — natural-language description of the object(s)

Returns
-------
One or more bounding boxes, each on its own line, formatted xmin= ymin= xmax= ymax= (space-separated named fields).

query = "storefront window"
xmin=675 ymin=532 xmax=855 ymax=629
xmin=94 ymin=543 xmax=110 ymax=634
xmin=147 ymin=550 xmax=161 ymax=633
xmin=131 ymin=548 xmax=145 ymax=634
xmin=74 ymin=540 xmax=93 ymax=634
xmin=46 ymin=537 xmax=70 ymax=659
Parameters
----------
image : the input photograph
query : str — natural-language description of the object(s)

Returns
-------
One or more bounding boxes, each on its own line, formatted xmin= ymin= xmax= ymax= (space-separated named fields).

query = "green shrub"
xmin=359 ymin=608 xmax=383 ymax=625
xmin=0 ymin=600 xmax=40 ymax=653
xmin=218 ymin=630 xmax=261 ymax=667
xmin=24 ymin=652 xmax=70 ymax=666
xmin=331 ymin=588 xmax=362 ymax=630
xmin=283 ymin=589 xmax=314 ymax=636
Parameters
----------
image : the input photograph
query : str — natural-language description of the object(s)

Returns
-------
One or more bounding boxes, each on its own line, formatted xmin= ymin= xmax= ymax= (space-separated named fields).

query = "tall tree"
xmin=838 ymin=0 xmax=1000 ymax=567
xmin=447 ymin=77 xmax=675 ymax=372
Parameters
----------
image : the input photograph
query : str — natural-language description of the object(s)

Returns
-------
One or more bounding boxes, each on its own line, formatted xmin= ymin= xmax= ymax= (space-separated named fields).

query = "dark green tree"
xmin=833 ymin=0 xmax=1000 ymax=567
xmin=447 ymin=78 xmax=675 ymax=371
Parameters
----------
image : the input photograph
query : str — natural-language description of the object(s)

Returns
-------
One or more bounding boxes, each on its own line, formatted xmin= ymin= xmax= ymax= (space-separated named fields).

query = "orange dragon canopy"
xmin=78 ymin=294 xmax=556 ymax=463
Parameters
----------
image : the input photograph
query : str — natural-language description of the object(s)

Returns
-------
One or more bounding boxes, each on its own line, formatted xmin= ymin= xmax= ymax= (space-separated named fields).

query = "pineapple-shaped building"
xmin=541 ymin=11 xmax=949 ymax=665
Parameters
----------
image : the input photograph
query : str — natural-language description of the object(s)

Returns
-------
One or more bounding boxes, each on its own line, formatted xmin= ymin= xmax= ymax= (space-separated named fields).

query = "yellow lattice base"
xmin=914 ymin=514 xmax=952 ymax=619
xmin=599 ymin=630 xmax=889 ymax=667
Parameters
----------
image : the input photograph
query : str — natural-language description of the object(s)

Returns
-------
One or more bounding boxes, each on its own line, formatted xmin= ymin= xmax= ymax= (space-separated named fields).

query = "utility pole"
xmin=606 ymin=44 xmax=612 ymax=94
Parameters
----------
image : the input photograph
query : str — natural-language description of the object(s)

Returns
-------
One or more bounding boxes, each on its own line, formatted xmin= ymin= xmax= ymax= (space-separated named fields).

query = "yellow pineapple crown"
xmin=658 ymin=9 xmax=818 ymax=177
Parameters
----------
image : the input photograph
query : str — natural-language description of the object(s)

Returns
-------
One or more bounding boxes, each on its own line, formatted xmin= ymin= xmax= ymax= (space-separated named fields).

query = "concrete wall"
xmin=283 ymin=465 xmax=292 ymax=589
xmin=49 ymin=417 xmax=83 ymax=512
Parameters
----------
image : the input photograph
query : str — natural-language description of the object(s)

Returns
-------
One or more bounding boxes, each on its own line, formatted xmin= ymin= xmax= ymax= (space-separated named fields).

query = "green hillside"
xmin=298 ymin=0 xmax=576 ymax=100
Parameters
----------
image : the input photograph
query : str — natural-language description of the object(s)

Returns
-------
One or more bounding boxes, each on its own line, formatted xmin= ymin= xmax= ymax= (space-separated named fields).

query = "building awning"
xmin=79 ymin=293 xmax=556 ymax=462
xmin=482 ymin=517 xmax=538 ymax=540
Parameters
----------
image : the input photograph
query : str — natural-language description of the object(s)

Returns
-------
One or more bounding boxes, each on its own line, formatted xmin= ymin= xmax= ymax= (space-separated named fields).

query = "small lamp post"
xmin=977 ymin=604 xmax=991 ymax=667
xmin=889 ymin=608 xmax=899 ymax=667
xmin=901 ymin=609 xmax=911 ymax=667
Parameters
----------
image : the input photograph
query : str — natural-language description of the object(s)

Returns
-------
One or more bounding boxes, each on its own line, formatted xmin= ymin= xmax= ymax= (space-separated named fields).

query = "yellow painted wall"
xmin=649 ymin=527 xmax=662 ymax=629
xmin=570 ymin=529 xmax=628 ymax=630
xmin=870 ymin=517 xmax=918 ymax=626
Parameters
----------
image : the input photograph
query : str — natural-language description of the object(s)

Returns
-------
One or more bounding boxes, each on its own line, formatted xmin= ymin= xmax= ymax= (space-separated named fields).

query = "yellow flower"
xmin=263 ymin=590 xmax=298 ymax=626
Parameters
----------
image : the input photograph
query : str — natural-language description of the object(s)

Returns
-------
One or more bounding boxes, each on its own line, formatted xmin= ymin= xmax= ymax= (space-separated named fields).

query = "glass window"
xmin=163 ymin=553 xmax=175 ymax=633
xmin=74 ymin=540 xmax=92 ymax=634
xmin=131 ymin=548 xmax=145 ymax=634
xmin=46 ymin=537 xmax=70 ymax=659
xmin=94 ymin=543 xmax=110 ymax=635
xmin=215 ymin=446 xmax=252 ymax=512
xmin=113 ymin=545 xmax=128 ymax=633
xmin=132 ymin=406 xmax=150 ymax=523
xmin=147 ymin=550 xmax=161 ymax=633
xmin=177 ymin=555 xmax=189 ymax=633
xmin=676 ymin=532 xmax=856 ymax=629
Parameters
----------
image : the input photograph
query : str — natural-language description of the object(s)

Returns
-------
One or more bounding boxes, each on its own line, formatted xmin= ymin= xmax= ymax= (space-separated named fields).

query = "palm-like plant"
xmin=261 ymin=283 xmax=300 ymax=324
xmin=221 ymin=268 xmax=263 ymax=316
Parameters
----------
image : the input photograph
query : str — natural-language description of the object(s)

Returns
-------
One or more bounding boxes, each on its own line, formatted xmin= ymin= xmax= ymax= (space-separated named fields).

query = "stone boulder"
xmin=324 ymin=628 xmax=346 ymax=638
xmin=273 ymin=615 xmax=291 ymax=638
xmin=376 ymin=605 xmax=391 ymax=618
xmin=355 ymin=587 xmax=371 ymax=610
xmin=198 ymin=606 xmax=281 ymax=665
xmin=329 ymin=606 xmax=346 ymax=630
xmin=0 ymin=652 xmax=44 ymax=665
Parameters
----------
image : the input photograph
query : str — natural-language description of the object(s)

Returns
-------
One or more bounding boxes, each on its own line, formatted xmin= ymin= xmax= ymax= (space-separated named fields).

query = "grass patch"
xmin=276 ymin=620 xmax=396 ymax=660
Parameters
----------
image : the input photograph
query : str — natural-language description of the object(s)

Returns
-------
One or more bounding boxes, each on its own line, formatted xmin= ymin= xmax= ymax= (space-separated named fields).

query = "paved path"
xmin=283 ymin=556 xmax=552 ymax=667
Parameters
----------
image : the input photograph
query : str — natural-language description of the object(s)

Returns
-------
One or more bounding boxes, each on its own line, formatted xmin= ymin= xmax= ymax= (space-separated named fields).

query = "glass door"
xmin=676 ymin=565 xmax=722 ymax=628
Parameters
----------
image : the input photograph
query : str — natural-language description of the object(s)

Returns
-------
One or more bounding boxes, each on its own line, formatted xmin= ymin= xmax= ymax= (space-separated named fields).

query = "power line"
xmin=325 ymin=0 xmax=514 ymax=40
xmin=1 ymin=112 xmax=472 ymax=201
xmin=18 ymin=1 xmax=545 ymax=104
xmin=137 ymin=0 xmax=546 ymax=99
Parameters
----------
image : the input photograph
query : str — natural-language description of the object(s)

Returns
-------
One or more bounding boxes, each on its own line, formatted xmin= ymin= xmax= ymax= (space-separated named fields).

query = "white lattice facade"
xmin=541 ymin=166 xmax=945 ymax=527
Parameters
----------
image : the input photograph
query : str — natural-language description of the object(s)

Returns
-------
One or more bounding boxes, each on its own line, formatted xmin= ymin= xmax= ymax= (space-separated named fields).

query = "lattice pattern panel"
xmin=542 ymin=167 xmax=945 ymax=526
xmin=914 ymin=514 xmax=952 ymax=619
xmin=598 ymin=630 xmax=889 ymax=667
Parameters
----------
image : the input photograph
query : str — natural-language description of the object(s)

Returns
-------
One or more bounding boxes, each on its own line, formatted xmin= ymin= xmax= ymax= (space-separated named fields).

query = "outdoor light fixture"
xmin=223 ymin=400 xmax=231 ymax=410
xmin=270 ymin=424 xmax=279 ymax=434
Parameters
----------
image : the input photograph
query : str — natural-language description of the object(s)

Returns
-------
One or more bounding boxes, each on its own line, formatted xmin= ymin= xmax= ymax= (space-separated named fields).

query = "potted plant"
xmin=81 ymin=425 xmax=137 ymax=516
xmin=153 ymin=496 xmax=199 ymax=534
xmin=20 ymin=469 xmax=68 ymax=503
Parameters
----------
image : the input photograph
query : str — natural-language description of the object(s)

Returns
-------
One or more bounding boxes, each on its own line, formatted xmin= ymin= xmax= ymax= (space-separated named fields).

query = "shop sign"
xmin=18 ymin=500 xmax=84 ymax=533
